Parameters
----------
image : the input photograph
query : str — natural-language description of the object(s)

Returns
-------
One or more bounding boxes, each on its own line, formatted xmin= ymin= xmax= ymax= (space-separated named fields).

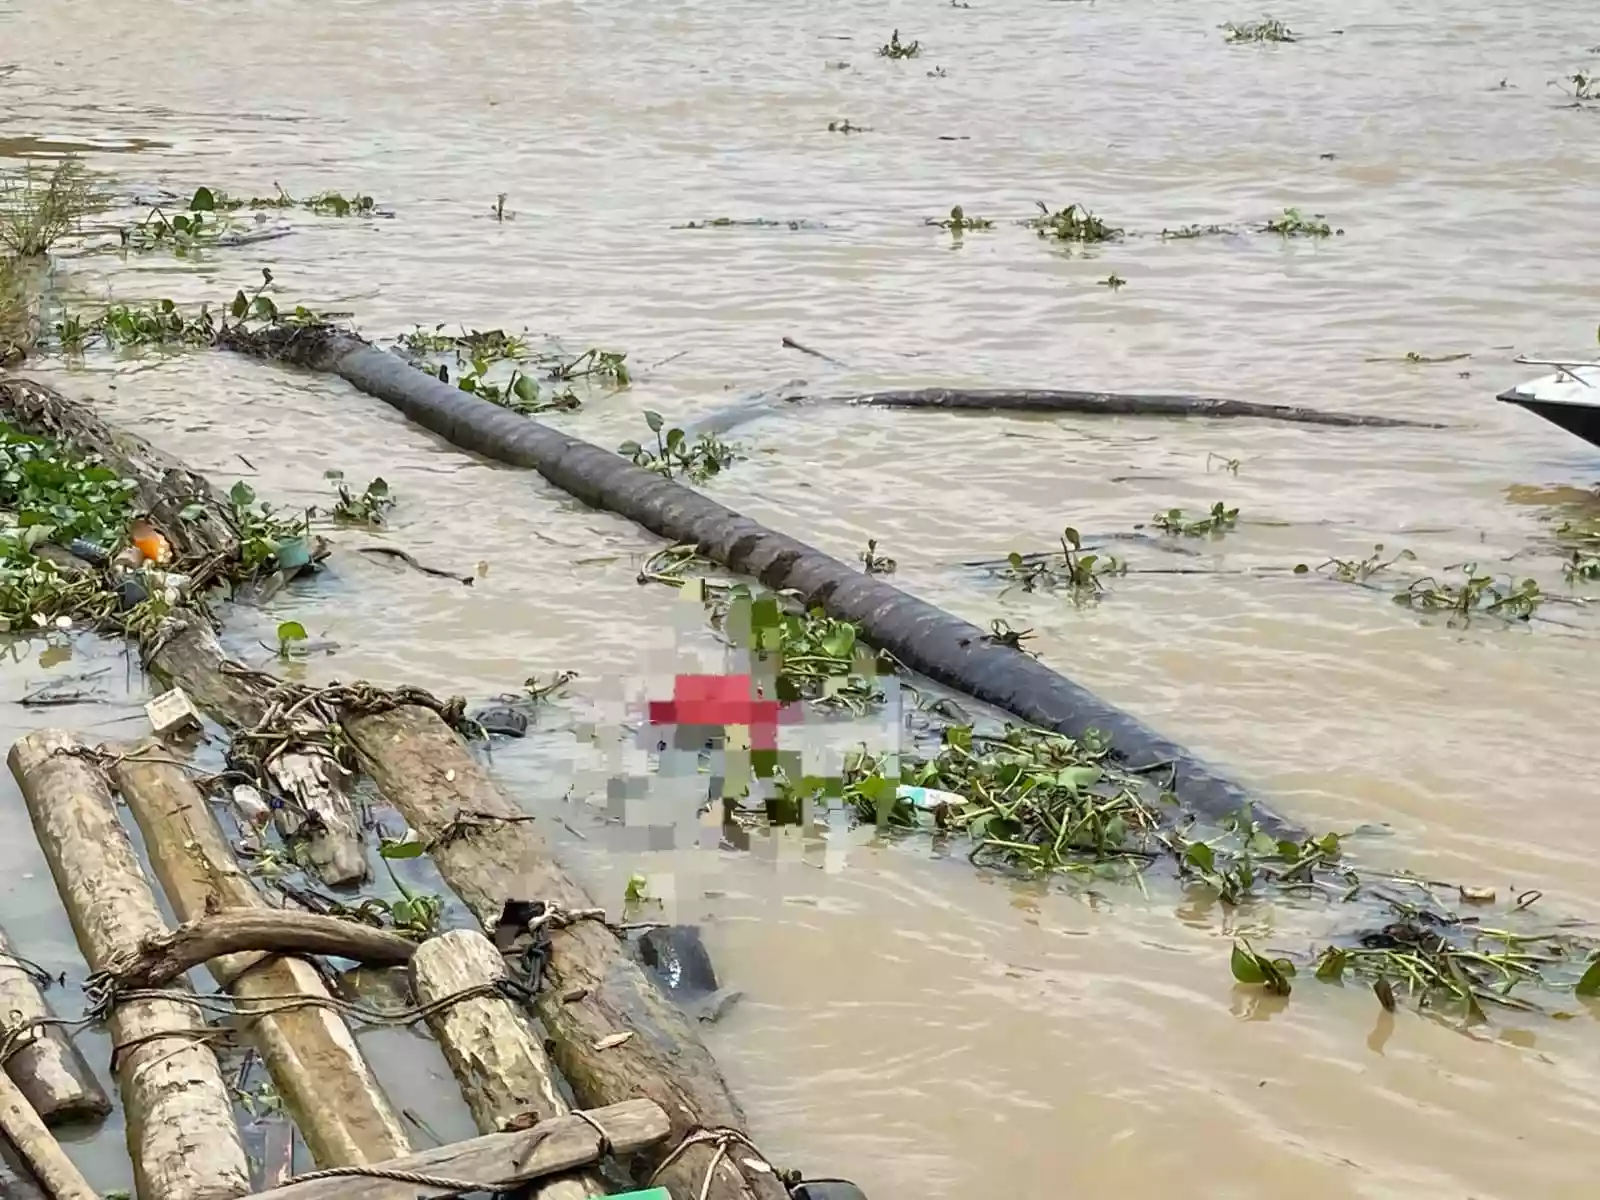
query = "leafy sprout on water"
xmin=1392 ymin=565 xmax=1542 ymax=623
xmin=1293 ymin=544 xmax=1417 ymax=583
xmin=324 ymin=471 xmax=394 ymax=527
xmin=1563 ymin=551 xmax=1600 ymax=583
xmin=1099 ymin=273 xmax=1127 ymax=290
xmin=999 ymin=527 xmax=1125 ymax=598
xmin=1161 ymin=223 xmax=1237 ymax=240
xmin=619 ymin=412 xmax=741 ymax=483
xmin=1025 ymin=201 xmax=1122 ymax=243
xmin=860 ymin=539 xmax=896 ymax=575
xmin=827 ymin=119 xmax=871 ymax=134
xmin=1152 ymin=502 xmax=1239 ymax=537
xmin=1263 ymin=207 xmax=1341 ymax=237
xmin=545 ymin=346 xmax=631 ymax=386
xmin=1550 ymin=72 xmax=1600 ymax=103
xmin=926 ymin=205 xmax=993 ymax=234
xmin=1221 ymin=17 xmax=1297 ymax=44
xmin=878 ymin=29 xmax=921 ymax=59
xmin=1206 ymin=452 xmax=1242 ymax=475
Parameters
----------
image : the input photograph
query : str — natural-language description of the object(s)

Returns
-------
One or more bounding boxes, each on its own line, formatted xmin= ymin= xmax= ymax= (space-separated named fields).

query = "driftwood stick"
xmin=0 ymin=1133 xmax=47 ymax=1200
xmin=104 ymin=910 xmax=418 ymax=991
xmin=409 ymin=931 xmax=601 ymax=1200
xmin=145 ymin=617 xmax=367 ymax=887
xmin=110 ymin=750 xmax=412 ymax=1168
xmin=0 ymin=1072 xmax=95 ymax=1200
xmin=0 ymin=927 xmax=108 ymax=1127
xmin=246 ymin=1098 xmax=668 ymax=1200
xmin=342 ymin=706 xmax=786 ymax=1200
xmin=8 ymin=730 xmax=250 ymax=1200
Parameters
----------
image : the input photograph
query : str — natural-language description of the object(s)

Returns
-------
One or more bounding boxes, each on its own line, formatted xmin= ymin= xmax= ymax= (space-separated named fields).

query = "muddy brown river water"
xmin=5 ymin=1 xmax=1600 ymax=1197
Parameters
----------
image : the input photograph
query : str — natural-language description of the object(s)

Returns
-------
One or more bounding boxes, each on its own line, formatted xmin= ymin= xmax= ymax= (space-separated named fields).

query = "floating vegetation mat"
xmin=635 ymin=545 xmax=1600 ymax=1027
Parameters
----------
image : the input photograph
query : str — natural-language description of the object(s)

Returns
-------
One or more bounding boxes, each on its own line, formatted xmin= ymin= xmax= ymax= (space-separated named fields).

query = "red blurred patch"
xmin=647 ymin=673 xmax=795 ymax=749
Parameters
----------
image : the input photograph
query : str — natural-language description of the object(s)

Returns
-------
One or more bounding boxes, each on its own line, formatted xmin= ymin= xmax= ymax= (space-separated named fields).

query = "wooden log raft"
xmin=410 ymin=931 xmax=602 ymax=1200
xmin=246 ymin=1098 xmax=668 ymax=1200
xmin=109 ymin=749 xmax=414 ymax=1169
xmin=0 ymin=927 xmax=108 ymax=1127
xmin=343 ymin=707 xmax=789 ymax=1200
xmin=8 ymin=731 xmax=251 ymax=1200
xmin=146 ymin=619 xmax=367 ymax=888
xmin=0 ymin=1071 xmax=95 ymax=1200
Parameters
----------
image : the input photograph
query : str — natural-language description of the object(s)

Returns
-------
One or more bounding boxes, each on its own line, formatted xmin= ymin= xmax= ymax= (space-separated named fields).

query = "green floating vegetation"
xmin=633 ymin=552 xmax=1600 ymax=1022
xmin=1222 ymin=17 xmax=1297 ymax=43
xmin=396 ymin=324 xmax=628 ymax=416
xmin=1263 ymin=207 xmax=1341 ymax=237
xmin=878 ymin=29 xmax=921 ymax=59
xmin=999 ymin=527 xmax=1125 ymax=598
xmin=194 ymin=184 xmax=378 ymax=218
xmin=1552 ymin=72 xmax=1600 ymax=103
xmin=925 ymin=205 xmax=993 ymax=234
xmin=324 ymin=471 xmax=394 ymax=527
xmin=1026 ymin=201 xmax=1122 ymax=244
xmin=1152 ymin=502 xmax=1239 ymax=537
xmin=618 ymin=412 xmax=741 ymax=483
xmin=1393 ymin=566 xmax=1542 ymax=623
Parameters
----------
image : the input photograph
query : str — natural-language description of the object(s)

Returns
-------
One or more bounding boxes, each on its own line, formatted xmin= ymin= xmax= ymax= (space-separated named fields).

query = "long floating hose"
xmin=689 ymin=385 xmax=1443 ymax=437
xmin=222 ymin=328 xmax=1296 ymax=835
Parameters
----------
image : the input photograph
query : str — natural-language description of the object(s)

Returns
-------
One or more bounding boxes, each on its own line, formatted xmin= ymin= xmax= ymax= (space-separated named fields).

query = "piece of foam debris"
xmin=146 ymin=686 xmax=202 ymax=739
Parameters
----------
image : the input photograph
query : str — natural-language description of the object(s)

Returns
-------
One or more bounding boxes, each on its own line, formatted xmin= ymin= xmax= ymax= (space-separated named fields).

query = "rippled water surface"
xmin=5 ymin=1 xmax=1600 ymax=1197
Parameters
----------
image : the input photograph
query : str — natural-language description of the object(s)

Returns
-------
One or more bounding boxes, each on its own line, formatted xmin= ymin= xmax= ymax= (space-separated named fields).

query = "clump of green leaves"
xmin=196 ymin=184 xmax=380 ymax=217
xmin=1393 ymin=565 xmax=1542 ymax=623
xmin=1222 ymin=17 xmax=1297 ymax=43
xmin=302 ymin=191 xmax=376 ymax=217
xmin=999 ymin=527 xmax=1125 ymax=597
xmin=1026 ymin=201 xmax=1122 ymax=243
xmin=225 ymin=481 xmax=312 ymax=575
xmin=0 ymin=258 xmax=31 ymax=365
xmin=374 ymin=835 xmax=445 ymax=938
xmin=275 ymin=620 xmax=308 ymax=660
xmin=716 ymin=584 xmax=891 ymax=710
xmin=324 ymin=471 xmax=394 ymax=526
xmin=926 ymin=205 xmax=993 ymax=234
xmin=0 ymin=157 xmax=102 ymax=257
xmin=878 ymin=29 xmax=921 ymax=58
xmin=1100 ymin=273 xmax=1127 ymax=290
xmin=102 ymin=300 xmax=217 ymax=347
xmin=860 ymin=539 xmax=896 ymax=575
xmin=455 ymin=358 xmax=578 ymax=415
xmin=1263 ymin=207 xmax=1340 ymax=237
xmin=619 ymin=412 xmax=740 ymax=483
xmin=1152 ymin=502 xmax=1239 ymax=537
xmin=1294 ymin=544 xmax=1416 ymax=583
xmin=545 ymin=347 xmax=631 ymax=386
xmin=1563 ymin=551 xmax=1600 ymax=582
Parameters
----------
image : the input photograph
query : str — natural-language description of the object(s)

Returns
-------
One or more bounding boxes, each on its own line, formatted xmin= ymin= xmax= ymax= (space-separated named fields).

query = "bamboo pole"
xmin=8 ymin=730 xmax=251 ymax=1200
xmin=0 ymin=1072 xmax=94 ymax=1200
xmin=341 ymin=707 xmax=787 ymax=1200
xmin=0 ymin=927 xmax=108 ymax=1127
xmin=246 ymin=1098 xmax=668 ymax=1200
xmin=109 ymin=750 xmax=413 ymax=1169
xmin=409 ymin=931 xmax=602 ymax=1200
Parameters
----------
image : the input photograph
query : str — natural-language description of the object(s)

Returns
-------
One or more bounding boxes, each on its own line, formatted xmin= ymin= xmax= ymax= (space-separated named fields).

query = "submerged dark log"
xmin=687 ymin=384 xmax=1442 ymax=437
xmin=222 ymin=327 xmax=1293 ymax=834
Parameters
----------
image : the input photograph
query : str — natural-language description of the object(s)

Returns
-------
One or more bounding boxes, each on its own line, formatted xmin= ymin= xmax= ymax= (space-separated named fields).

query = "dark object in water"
xmin=635 ymin=925 xmax=743 ymax=1023
xmin=114 ymin=574 xmax=149 ymax=611
xmin=68 ymin=537 xmax=109 ymax=566
xmin=470 ymin=705 xmax=528 ymax=738
xmin=790 ymin=1180 xmax=870 ymax=1200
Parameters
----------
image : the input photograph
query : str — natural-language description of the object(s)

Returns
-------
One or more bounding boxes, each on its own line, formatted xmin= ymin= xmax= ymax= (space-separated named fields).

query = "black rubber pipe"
xmin=687 ymin=386 xmax=1444 ymax=437
xmin=224 ymin=330 xmax=1296 ymax=835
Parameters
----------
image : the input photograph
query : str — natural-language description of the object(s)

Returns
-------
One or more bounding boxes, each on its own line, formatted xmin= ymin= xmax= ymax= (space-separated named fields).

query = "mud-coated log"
xmin=0 ymin=928 xmax=108 ymax=1127
xmin=110 ymin=750 xmax=413 ymax=1168
xmin=0 ymin=377 xmax=237 ymax=560
xmin=0 ymin=1071 xmax=95 ymax=1200
xmin=246 ymin=1097 xmax=669 ymax=1200
xmin=688 ymin=385 xmax=1445 ymax=437
xmin=225 ymin=329 xmax=1288 ymax=833
xmin=145 ymin=617 xmax=367 ymax=887
xmin=102 ymin=910 xmax=418 ymax=990
xmin=7 ymin=730 xmax=250 ymax=1200
xmin=341 ymin=706 xmax=786 ymax=1200
xmin=409 ymin=931 xmax=601 ymax=1200
xmin=0 ymin=1133 xmax=47 ymax=1200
